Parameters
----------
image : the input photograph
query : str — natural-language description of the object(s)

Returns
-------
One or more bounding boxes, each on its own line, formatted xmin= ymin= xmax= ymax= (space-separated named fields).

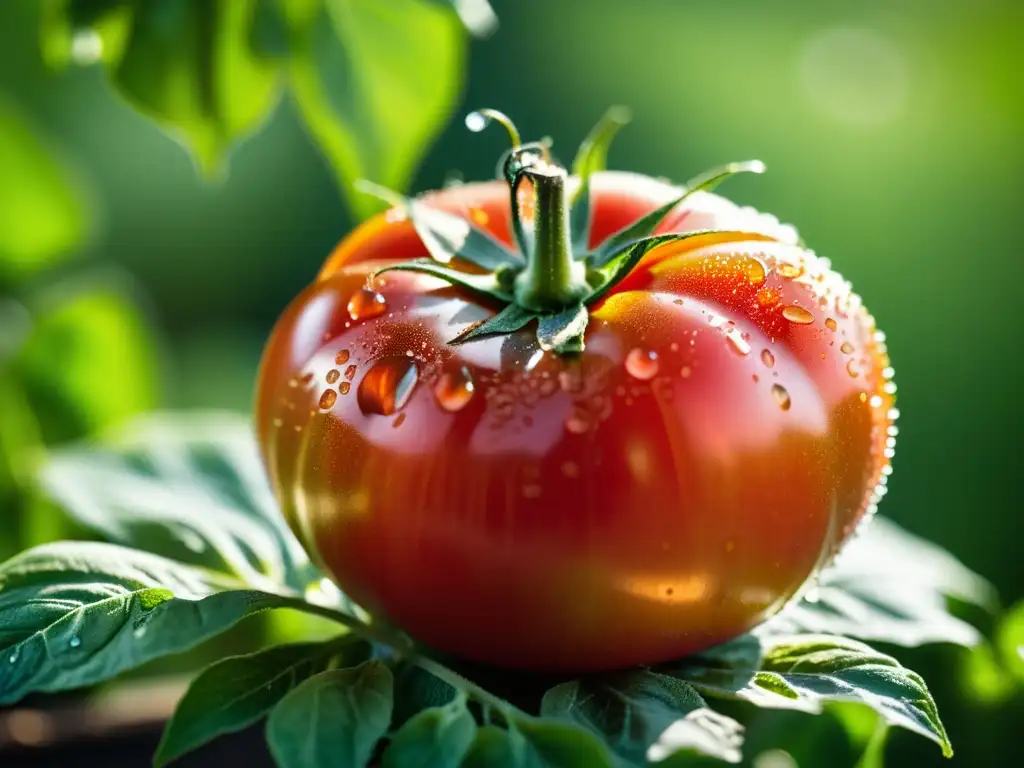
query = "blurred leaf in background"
xmin=40 ymin=0 xmax=473 ymax=218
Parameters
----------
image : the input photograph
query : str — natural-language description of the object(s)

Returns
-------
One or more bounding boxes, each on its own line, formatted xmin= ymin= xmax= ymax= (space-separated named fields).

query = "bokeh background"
xmin=1 ymin=0 xmax=1021 ymax=765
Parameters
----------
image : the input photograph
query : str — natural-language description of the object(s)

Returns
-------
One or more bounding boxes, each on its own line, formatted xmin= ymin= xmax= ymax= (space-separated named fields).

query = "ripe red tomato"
xmin=256 ymin=114 xmax=894 ymax=672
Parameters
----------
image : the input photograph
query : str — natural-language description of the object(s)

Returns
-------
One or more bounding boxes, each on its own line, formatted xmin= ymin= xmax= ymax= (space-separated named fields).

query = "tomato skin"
xmin=256 ymin=172 xmax=893 ymax=672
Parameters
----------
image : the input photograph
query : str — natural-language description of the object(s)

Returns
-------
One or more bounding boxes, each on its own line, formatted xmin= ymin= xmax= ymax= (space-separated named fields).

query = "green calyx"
xmin=359 ymin=107 xmax=766 ymax=355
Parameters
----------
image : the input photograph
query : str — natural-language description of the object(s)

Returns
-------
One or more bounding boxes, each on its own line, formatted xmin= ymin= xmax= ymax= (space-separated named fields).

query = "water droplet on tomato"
xmin=339 ymin=382 xmax=351 ymax=395
xmin=824 ymin=318 xmax=837 ymax=331
xmin=393 ymin=413 xmax=407 ymax=428
xmin=272 ymin=417 xmax=283 ymax=428
xmin=625 ymin=348 xmax=659 ymax=380
xmin=680 ymin=366 xmax=692 ymax=379
xmin=561 ymin=461 xmax=580 ymax=478
xmin=565 ymin=412 xmax=590 ymax=434
xmin=335 ymin=349 xmax=350 ymax=365
xmin=777 ymin=262 xmax=804 ymax=279
xmin=846 ymin=359 xmax=859 ymax=378
xmin=347 ymin=288 xmax=387 ymax=321
xmin=357 ymin=357 xmax=419 ymax=416
xmin=344 ymin=365 xmax=357 ymax=380
xmin=326 ymin=369 xmax=340 ymax=384
xmin=771 ymin=384 xmax=791 ymax=410
xmin=760 ymin=349 xmax=775 ymax=368
xmin=840 ymin=341 xmax=855 ymax=354
xmin=319 ymin=390 xmax=337 ymax=410
xmin=725 ymin=330 xmax=751 ymax=356
xmin=433 ymin=367 xmax=475 ymax=412
xmin=782 ymin=306 xmax=814 ymax=325
xmin=469 ymin=207 xmax=489 ymax=226
xmin=756 ymin=287 xmax=782 ymax=307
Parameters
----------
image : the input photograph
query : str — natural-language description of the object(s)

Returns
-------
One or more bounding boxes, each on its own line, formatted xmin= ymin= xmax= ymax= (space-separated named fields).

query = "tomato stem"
xmin=512 ymin=165 xmax=591 ymax=312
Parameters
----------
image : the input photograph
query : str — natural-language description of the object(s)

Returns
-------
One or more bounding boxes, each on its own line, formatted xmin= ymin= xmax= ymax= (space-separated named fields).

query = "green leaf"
xmin=996 ymin=600 xmax=1024 ymax=685
xmin=13 ymin=280 xmax=159 ymax=444
xmin=373 ymin=259 xmax=512 ymax=306
xmin=382 ymin=693 xmax=477 ymax=768
xmin=536 ymin=304 xmax=587 ymax=354
xmin=390 ymin=662 xmax=460 ymax=729
xmin=0 ymin=98 xmax=88 ymax=284
xmin=357 ymin=180 xmax=521 ymax=270
xmin=570 ymin=106 xmax=631 ymax=256
xmin=542 ymin=671 xmax=742 ymax=765
xmin=38 ymin=411 xmax=315 ymax=593
xmin=669 ymin=633 xmax=952 ymax=757
xmin=772 ymin=517 xmax=997 ymax=647
xmin=289 ymin=0 xmax=464 ymax=219
xmin=266 ymin=661 xmax=394 ymax=768
xmin=0 ymin=540 xmax=310 ymax=705
xmin=449 ymin=302 xmax=536 ymax=345
xmin=587 ymin=161 xmax=765 ymax=269
xmin=154 ymin=635 xmax=371 ymax=767
xmin=111 ymin=0 xmax=281 ymax=176
xmin=39 ymin=0 xmax=133 ymax=69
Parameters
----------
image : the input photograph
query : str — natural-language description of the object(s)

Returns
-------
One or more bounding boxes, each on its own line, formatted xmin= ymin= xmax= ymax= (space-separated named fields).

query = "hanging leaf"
xmin=569 ymin=106 xmax=631 ymax=255
xmin=266 ymin=661 xmax=394 ymax=768
xmin=0 ymin=98 xmax=88 ymax=285
xmin=289 ymin=0 xmax=464 ymax=219
xmin=109 ymin=0 xmax=281 ymax=176
xmin=668 ymin=633 xmax=952 ymax=757
xmin=155 ymin=636 xmax=371 ymax=766
xmin=382 ymin=694 xmax=477 ymax=768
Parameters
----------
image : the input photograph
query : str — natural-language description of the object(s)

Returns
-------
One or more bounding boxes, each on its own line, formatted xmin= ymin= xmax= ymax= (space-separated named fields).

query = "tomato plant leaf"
xmin=449 ymin=303 xmax=536 ymax=345
xmin=357 ymin=180 xmax=521 ymax=270
xmin=0 ymin=540 xmax=320 ymax=705
xmin=0 ymin=98 xmax=88 ymax=285
xmin=770 ymin=517 xmax=997 ymax=647
xmin=288 ymin=0 xmax=464 ymax=220
xmin=461 ymin=720 xmax=615 ymax=768
xmin=587 ymin=161 xmax=765 ymax=269
xmin=382 ymin=693 xmax=477 ymax=768
xmin=154 ymin=635 xmax=371 ymax=767
xmin=39 ymin=412 xmax=315 ymax=593
xmin=266 ymin=661 xmax=394 ymax=768
xmin=390 ymin=662 xmax=461 ymax=730
xmin=107 ymin=0 xmax=282 ymax=177
xmin=569 ymin=106 xmax=631 ymax=256
xmin=541 ymin=671 xmax=743 ymax=765
xmin=667 ymin=633 xmax=952 ymax=757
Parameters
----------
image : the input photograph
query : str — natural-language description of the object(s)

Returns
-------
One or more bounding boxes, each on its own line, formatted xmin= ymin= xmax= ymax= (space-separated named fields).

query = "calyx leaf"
xmin=536 ymin=304 xmax=587 ymax=354
xmin=449 ymin=303 xmax=536 ymax=345
xmin=570 ymin=106 xmax=631 ymax=255
xmin=372 ymin=259 xmax=512 ymax=305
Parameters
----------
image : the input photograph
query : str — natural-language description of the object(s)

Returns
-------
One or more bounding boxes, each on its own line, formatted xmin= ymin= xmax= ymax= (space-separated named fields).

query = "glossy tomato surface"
xmin=256 ymin=172 xmax=895 ymax=672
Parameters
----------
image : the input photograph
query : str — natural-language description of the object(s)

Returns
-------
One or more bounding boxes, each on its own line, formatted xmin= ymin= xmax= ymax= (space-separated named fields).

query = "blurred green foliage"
xmin=0 ymin=0 xmax=1021 ymax=764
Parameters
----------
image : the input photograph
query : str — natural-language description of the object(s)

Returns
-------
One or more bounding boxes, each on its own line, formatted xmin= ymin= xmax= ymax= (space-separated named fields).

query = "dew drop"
xmin=725 ymin=330 xmax=751 ymax=356
xmin=680 ymin=366 xmax=692 ymax=379
xmin=625 ymin=348 xmax=660 ymax=380
xmin=824 ymin=318 xmax=837 ymax=331
xmin=326 ymin=369 xmax=340 ymax=384
xmin=357 ymin=357 xmax=419 ymax=416
xmin=433 ymin=366 xmax=475 ymax=412
xmin=8 ymin=652 xmax=17 ymax=664
xmin=339 ymin=381 xmax=351 ymax=395
xmin=335 ymin=349 xmax=350 ymax=365
xmin=771 ymin=384 xmax=792 ymax=411
xmin=565 ymin=412 xmax=590 ymax=434
xmin=760 ymin=349 xmax=775 ymax=368
xmin=782 ymin=306 xmax=814 ymax=325
xmin=870 ymin=394 xmax=883 ymax=408
xmin=393 ymin=413 xmax=407 ymax=428
xmin=319 ymin=389 xmax=338 ymax=410
xmin=756 ymin=287 xmax=782 ymax=307
xmin=344 ymin=365 xmax=357 ymax=380
xmin=840 ymin=341 xmax=855 ymax=354
xmin=465 ymin=111 xmax=488 ymax=132
xmin=69 ymin=636 xmax=82 ymax=649
xmin=776 ymin=262 xmax=804 ymax=279
xmin=469 ymin=208 xmax=489 ymax=226
xmin=561 ymin=461 xmax=580 ymax=478
xmin=272 ymin=417 xmax=283 ymax=428
xmin=846 ymin=359 xmax=859 ymax=378
xmin=347 ymin=288 xmax=387 ymax=321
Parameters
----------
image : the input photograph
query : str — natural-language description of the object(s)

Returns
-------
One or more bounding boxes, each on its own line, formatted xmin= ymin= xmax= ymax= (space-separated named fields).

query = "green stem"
xmin=513 ymin=166 xmax=590 ymax=312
